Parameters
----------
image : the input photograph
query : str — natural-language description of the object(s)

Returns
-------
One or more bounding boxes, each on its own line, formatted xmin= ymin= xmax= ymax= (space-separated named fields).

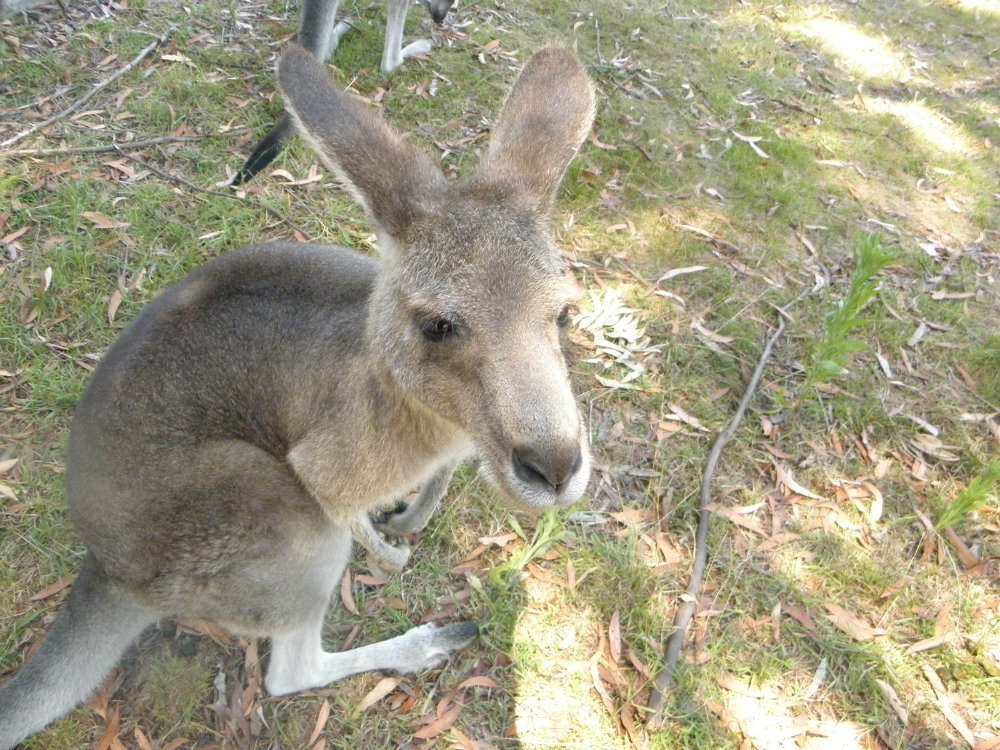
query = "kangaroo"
xmin=0 ymin=43 xmax=594 ymax=748
xmin=232 ymin=0 xmax=454 ymax=184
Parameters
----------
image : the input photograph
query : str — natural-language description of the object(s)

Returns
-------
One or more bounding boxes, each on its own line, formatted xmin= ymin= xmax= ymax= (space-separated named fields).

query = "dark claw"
xmin=370 ymin=500 xmax=409 ymax=526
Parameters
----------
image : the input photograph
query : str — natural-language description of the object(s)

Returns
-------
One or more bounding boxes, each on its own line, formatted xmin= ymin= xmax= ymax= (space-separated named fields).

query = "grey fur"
xmin=0 ymin=44 xmax=594 ymax=748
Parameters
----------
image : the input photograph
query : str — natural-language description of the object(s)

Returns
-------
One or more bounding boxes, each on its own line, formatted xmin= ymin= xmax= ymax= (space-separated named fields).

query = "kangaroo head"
xmin=279 ymin=45 xmax=594 ymax=508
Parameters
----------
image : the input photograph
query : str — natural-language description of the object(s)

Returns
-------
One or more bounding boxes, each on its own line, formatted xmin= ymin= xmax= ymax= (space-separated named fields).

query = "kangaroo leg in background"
xmin=232 ymin=0 xmax=451 ymax=185
xmin=231 ymin=0 xmax=343 ymax=185
xmin=381 ymin=0 xmax=431 ymax=73
xmin=0 ymin=555 xmax=159 ymax=750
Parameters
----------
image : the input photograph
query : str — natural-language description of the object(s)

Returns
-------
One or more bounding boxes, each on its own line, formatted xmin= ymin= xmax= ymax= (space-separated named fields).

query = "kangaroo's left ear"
xmin=278 ymin=44 xmax=447 ymax=237
xmin=476 ymin=47 xmax=595 ymax=216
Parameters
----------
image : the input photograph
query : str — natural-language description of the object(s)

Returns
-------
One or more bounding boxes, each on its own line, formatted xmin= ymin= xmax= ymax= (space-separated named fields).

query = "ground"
xmin=1 ymin=0 xmax=999 ymax=748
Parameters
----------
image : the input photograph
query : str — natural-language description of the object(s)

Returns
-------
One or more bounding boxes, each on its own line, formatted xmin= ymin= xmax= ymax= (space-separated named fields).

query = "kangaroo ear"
xmin=278 ymin=45 xmax=445 ymax=237
xmin=478 ymin=47 xmax=595 ymax=215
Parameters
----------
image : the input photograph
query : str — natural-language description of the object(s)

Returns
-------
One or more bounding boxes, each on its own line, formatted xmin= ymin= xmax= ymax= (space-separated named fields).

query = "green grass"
xmin=2 ymin=0 xmax=999 ymax=748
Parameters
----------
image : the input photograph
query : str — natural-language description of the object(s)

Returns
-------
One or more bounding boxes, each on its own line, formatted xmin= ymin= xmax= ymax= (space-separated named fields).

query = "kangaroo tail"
xmin=230 ymin=113 xmax=294 ymax=185
xmin=0 ymin=554 xmax=159 ymax=750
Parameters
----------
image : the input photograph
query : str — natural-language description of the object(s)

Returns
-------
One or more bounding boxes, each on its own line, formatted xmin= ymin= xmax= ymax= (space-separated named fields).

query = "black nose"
xmin=512 ymin=444 xmax=582 ymax=492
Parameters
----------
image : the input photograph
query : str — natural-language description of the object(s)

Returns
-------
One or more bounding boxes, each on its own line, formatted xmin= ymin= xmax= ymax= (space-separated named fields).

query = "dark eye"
xmin=556 ymin=304 xmax=577 ymax=328
xmin=418 ymin=316 xmax=457 ymax=342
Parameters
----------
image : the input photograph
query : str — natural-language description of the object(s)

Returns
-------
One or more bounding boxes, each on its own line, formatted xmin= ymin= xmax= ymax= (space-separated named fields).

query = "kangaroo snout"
xmin=512 ymin=443 xmax=583 ymax=493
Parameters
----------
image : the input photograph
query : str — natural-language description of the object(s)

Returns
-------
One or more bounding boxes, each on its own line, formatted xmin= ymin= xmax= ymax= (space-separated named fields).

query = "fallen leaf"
xmin=590 ymin=651 xmax=617 ymax=718
xmin=774 ymin=463 xmax=825 ymax=500
xmin=875 ymin=679 xmax=908 ymax=724
xmin=708 ymin=503 xmax=768 ymax=536
xmin=94 ymin=704 xmax=121 ymax=750
xmin=620 ymin=702 xmax=645 ymax=748
xmin=352 ymin=677 xmax=400 ymax=718
xmin=457 ymin=676 xmax=498 ymax=691
xmin=478 ymin=532 xmax=518 ymax=548
xmin=657 ymin=265 xmax=708 ymax=282
xmin=665 ymin=403 xmax=710 ymax=432
xmin=411 ymin=702 xmax=463 ymax=740
xmin=715 ymin=673 xmax=766 ymax=697
xmin=134 ymin=727 xmax=154 ymax=750
xmin=824 ymin=603 xmax=885 ymax=642
xmin=922 ymin=665 xmax=975 ymax=746
xmin=907 ymin=634 xmax=948 ymax=653
xmin=608 ymin=611 xmax=621 ymax=664
xmin=108 ymin=289 xmax=123 ymax=322
xmin=610 ymin=506 xmax=656 ymax=526
xmin=863 ymin=482 xmax=883 ymax=524
xmin=30 ymin=576 xmax=70 ymax=602
xmin=340 ymin=570 xmax=357 ymax=614
xmin=943 ymin=527 xmax=980 ymax=568
xmin=308 ymin=699 xmax=330 ymax=746
xmin=732 ymin=130 xmax=771 ymax=158
xmin=80 ymin=211 xmax=130 ymax=230
xmin=692 ymin=317 xmax=735 ymax=344
xmin=910 ymin=434 xmax=960 ymax=462
xmin=161 ymin=52 xmax=196 ymax=67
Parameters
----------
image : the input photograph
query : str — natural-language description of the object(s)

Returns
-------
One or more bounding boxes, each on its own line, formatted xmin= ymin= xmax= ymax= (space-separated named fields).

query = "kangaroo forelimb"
xmin=349 ymin=514 xmax=411 ymax=574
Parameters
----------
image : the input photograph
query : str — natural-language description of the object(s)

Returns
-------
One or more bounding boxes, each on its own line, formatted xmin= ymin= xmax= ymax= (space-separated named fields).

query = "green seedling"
xmin=806 ymin=234 xmax=900 ymax=387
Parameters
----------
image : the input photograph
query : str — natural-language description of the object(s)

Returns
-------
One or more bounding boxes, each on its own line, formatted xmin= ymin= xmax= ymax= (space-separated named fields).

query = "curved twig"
xmin=4 ymin=130 xmax=251 ymax=157
xmin=1 ymin=30 xmax=170 ymax=149
xmin=647 ymin=292 xmax=806 ymax=729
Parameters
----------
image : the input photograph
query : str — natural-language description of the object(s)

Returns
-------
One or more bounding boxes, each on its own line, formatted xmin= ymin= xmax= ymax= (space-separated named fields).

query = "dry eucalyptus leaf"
xmin=910 ymin=434 xmax=960 ymax=462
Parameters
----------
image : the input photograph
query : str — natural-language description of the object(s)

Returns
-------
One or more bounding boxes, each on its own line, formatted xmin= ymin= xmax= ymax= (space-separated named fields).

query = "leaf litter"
xmin=3 ymin=0 xmax=1000 ymax=748
xmin=574 ymin=287 xmax=663 ymax=389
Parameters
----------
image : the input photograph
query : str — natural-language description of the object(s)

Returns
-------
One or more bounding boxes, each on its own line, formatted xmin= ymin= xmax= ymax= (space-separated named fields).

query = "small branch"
xmin=6 ymin=135 xmax=200 ymax=157
xmin=114 ymin=148 xmax=310 ymax=239
xmin=676 ymin=223 xmax=744 ymax=256
xmin=1 ymin=30 xmax=170 ymax=149
xmin=646 ymin=293 xmax=805 ymax=729
xmin=5 ymin=128 xmax=253 ymax=157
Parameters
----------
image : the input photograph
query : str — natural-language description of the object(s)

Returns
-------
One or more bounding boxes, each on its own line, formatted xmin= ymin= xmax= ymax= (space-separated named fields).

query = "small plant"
xmin=936 ymin=461 xmax=1000 ymax=530
xmin=806 ymin=234 xmax=900 ymax=387
xmin=490 ymin=508 xmax=572 ymax=586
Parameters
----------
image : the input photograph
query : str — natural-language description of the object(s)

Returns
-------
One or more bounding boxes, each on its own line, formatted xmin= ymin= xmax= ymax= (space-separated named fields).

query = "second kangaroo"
xmin=0 ymin=45 xmax=594 ymax=748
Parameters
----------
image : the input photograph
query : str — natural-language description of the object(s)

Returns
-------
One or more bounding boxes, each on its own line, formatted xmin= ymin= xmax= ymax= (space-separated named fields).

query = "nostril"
xmin=512 ymin=445 xmax=583 ymax=492
xmin=513 ymin=447 xmax=550 ymax=488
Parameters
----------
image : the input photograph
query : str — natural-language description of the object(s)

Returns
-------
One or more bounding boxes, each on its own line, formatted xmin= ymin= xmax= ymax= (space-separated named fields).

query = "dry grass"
xmin=1 ymin=0 xmax=999 ymax=748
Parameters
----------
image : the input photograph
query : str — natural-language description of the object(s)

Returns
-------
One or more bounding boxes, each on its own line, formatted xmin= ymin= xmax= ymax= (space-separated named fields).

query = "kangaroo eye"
xmin=556 ymin=304 xmax=577 ymax=328
xmin=418 ymin=316 xmax=457 ymax=342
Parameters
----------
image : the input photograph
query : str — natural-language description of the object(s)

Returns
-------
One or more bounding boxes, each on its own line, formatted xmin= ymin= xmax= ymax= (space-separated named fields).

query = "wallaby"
xmin=232 ymin=0 xmax=454 ymax=184
xmin=0 ymin=43 xmax=594 ymax=748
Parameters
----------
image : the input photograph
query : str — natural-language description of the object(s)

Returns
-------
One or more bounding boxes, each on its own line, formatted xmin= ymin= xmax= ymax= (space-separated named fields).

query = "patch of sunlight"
xmin=865 ymin=96 xmax=977 ymax=154
xmin=791 ymin=17 xmax=906 ymax=80
xmin=512 ymin=603 xmax=629 ymax=750
xmin=952 ymin=0 xmax=1000 ymax=16
xmin=725 ymin=689 xmax=869 ymax=749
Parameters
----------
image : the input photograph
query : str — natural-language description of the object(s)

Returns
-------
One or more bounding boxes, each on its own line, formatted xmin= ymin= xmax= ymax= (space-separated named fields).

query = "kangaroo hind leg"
xmin=265 ymin=614 xmax=478 ymax=696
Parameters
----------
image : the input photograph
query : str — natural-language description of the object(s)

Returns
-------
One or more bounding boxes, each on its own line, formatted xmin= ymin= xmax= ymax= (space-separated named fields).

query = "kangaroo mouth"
xmin=477 ymin=432 xmax=591 ymax=510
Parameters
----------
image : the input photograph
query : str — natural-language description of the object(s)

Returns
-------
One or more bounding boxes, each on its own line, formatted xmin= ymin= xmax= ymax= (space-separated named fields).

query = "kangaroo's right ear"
xmin=278 ymin=45 xmax=446 ymax=237
xmin=478 ymin=47 xmax=595 ymax=216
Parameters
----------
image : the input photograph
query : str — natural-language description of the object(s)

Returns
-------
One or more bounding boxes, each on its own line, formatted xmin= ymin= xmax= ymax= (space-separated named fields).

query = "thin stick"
xmin=646 ymin=296 xmax=802 ymax=729
xmin=1 ymin=30 xmax=169 ymax=149
xmin=6 ymin=135 xmax=203 ymax=157
xmin=115 ymin=148 xmax=311 ymax=239
xmin=5 ymin=127 xmax=253 ymax=157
